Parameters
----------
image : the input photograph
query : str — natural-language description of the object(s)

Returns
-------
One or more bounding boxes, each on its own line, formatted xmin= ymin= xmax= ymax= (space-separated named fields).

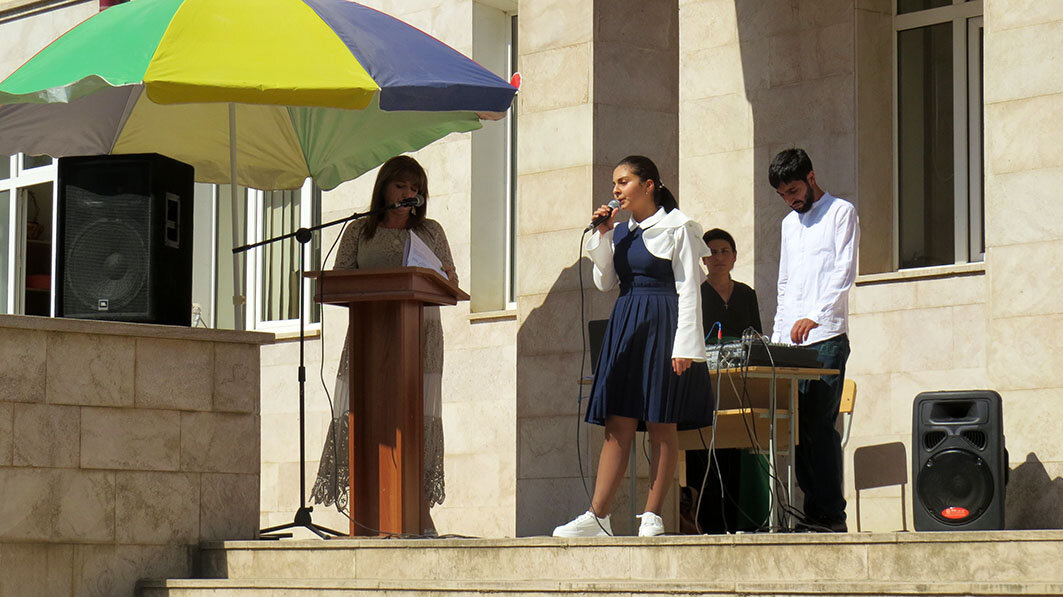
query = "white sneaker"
xmin=636 ymin=512 xmax=664 ymax=537
xmin=552 ymin=511 xmax=611 ymax=537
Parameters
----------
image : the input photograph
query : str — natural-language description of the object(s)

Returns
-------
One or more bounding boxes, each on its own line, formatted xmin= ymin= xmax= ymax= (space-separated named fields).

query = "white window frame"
xmin=893 ymin=0 xmax=984 ymax=269
xmin=504 ymin=11 xmax=518 ymax=308
xmin=966 ymin=15 xmax=983 ymax=262
xmin=189 ymin=182 xmax=218 ymax=328
xmin=0 ymin=153 xmax=57 ymax=315
xmin=245 ymin=179 xmax=321 ymax=332
xmin=469 ymin=4 xmax=517 ymax=313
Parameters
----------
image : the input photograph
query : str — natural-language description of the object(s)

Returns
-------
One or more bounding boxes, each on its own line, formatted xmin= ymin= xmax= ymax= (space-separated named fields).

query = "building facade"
xmin=2 ymin=0 xmax=1061 ymax=540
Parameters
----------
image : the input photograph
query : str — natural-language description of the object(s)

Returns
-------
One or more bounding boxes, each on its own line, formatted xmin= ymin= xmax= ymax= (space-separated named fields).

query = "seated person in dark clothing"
xmin=700 ymin=228 xmax=761 ymax=340
xmin=682 ymin=228 xmax=767 ymax=534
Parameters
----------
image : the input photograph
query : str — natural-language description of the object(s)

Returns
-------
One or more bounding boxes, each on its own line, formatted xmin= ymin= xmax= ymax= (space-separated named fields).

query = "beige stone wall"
xmin=854 ymin=0 xmax=894 ymax=275
xmin=0 ymin=315 xmax=267 ymax=596
xmin=845 ymin=268 xmax=989 ymax=531
xmin=0 ymin=1 xmax=96 ymax=76
xmin=983 ymin=0 xmax=1063 ymax=529
xmin=679 ymin=0 xmax=858 ymax=315
xmin=258 ymin=333 xmax=348 ymax=535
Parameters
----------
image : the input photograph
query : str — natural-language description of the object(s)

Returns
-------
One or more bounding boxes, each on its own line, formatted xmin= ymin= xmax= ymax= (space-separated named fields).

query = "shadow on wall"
xmin=732 ymin=1 xmax=861 ymax=335
xmin=852 ymin=441 xmax=908 ymax=532
xmin=514 ymin=256 xmax=618 ymax=536
xmin=1006 ymin=452 xmax=1063 ymax=530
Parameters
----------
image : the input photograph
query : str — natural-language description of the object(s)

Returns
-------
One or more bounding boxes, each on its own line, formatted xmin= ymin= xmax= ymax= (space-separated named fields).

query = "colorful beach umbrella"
xmin=0 ymin=0 xmax=518 ymax=191
xmin=0 ymin=0 xmax=517 ymax=328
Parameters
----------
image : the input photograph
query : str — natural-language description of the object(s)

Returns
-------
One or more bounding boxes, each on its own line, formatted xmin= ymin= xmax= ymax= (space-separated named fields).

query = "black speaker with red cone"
xmin=913 ymin=390 xmax=1007 ymax=531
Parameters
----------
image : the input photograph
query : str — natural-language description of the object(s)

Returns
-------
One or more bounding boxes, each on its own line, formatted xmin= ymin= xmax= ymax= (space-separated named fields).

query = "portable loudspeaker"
xmin=57 ymin=153 xmax=194 ymax=326
xmin=912 ymin=390 xmax=1007 ymax=531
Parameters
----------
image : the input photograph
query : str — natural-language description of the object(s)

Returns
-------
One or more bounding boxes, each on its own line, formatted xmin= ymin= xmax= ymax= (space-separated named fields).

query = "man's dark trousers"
xmin=795 ymin=333 xmax=850 ymax=528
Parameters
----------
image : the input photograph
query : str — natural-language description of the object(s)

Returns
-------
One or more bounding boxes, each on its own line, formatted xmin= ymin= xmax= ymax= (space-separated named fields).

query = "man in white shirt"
xmin=768 ymin=148 xmax=858 ymax=532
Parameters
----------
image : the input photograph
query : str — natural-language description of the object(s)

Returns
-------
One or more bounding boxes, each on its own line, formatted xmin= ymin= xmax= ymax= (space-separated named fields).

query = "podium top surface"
xmin=305 ymin=267 xmax=469 ymax=307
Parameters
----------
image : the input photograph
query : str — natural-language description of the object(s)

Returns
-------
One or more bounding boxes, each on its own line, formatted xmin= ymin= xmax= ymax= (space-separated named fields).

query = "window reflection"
xmin=897 ymin=23 xmax=954 ymax=268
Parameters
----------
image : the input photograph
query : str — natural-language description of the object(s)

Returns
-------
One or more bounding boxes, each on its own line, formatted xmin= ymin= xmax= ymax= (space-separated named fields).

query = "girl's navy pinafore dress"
xmin=586 ymin=222 xmax=713 ymax=430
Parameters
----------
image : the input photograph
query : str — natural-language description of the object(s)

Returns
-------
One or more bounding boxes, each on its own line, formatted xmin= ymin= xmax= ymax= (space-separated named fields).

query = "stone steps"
xmin=138 ymin=578 xmax=1063 ymax=596
xmin=137 ymin=531 xmax=1063 ymax=596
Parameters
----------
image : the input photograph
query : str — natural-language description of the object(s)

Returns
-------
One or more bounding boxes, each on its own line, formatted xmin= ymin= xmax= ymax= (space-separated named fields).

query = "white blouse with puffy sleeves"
xmin=584 ymin=207 xmax=710 ymax=361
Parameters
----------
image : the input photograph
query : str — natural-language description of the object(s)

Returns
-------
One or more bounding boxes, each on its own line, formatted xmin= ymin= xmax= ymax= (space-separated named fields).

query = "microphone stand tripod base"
xmin=260 ymin=505 xmax=344 ymax=540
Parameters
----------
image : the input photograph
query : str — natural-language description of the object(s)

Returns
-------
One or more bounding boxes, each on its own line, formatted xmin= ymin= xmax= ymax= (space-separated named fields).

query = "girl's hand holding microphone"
xmin=587 ymin=199 xmax=620 ymax=236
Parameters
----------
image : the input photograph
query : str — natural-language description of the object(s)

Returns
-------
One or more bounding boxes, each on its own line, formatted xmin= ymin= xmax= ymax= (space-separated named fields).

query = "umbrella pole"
xmin=229 ymin=103 xmax=245 ymax=330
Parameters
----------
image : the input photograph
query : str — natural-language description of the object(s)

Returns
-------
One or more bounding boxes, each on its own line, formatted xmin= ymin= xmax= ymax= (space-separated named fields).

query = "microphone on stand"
xmin=585 ymin=199 xmax=621 ymax=232
xmin=390 ymin=195 xmax=425 ymax=209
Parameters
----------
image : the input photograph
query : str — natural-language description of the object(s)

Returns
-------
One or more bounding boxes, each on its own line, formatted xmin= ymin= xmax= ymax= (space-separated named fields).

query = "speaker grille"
xmin=62 ymin=188 xmax=152 ymax=317
xmin=916 ymin=448 xmax=995 ymax=525
xmin=923 ymin=430 xmax=947 ymax=451
xmin=962 ymin=429 xmax=988 ymax=450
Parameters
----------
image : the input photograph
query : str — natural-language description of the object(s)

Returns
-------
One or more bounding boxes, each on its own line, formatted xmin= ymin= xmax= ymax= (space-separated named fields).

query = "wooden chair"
xmin=839 ymin=378 xmax=857 ymax=449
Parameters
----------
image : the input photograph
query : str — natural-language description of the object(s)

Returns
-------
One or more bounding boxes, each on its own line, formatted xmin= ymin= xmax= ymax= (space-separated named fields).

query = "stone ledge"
xmin=0 ymin=314 xmax=274 ymax=345
xmin=467 ymin=308 xmax=518 ymax=322
xmin=138 ymin=578 xmax=1063 ymax=596
xmin=204 ymin=529 xmax=1063 ymax=550
xmin=0 ymin=0 xmax=81 ymax=20
xmin=197 ymin=532 xmax=1063 ymax=586
xmin=856 ymin=263 xmax=985 ymax=286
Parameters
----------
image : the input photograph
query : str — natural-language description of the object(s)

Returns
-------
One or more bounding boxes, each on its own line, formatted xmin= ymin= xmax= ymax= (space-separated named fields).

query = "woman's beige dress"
xmin=310 ymin=217 xmax=454 ymax=513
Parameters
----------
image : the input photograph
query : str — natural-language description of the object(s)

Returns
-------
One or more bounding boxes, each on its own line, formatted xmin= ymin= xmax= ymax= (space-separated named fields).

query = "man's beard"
xmin=793 ymin=183 xmax=815 ymax=213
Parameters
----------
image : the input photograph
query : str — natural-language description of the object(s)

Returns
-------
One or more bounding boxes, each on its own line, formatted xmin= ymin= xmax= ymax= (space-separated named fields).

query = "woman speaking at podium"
xmin=311 ymin=155 xmax=455 ymax=535
xmin=553 ymin=155 xmax=713 ymax=538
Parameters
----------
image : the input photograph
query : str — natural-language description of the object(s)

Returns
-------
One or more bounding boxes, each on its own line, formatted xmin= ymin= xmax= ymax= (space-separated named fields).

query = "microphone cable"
xmin=740 ymin=332 xmax=814 ymax=531
xmin=737 ymin=331 xmax=786 ymax=531
xmin=749 ymin=333 xmax=833 ymax=532
xmin=693 ymin=320 xmax=723 ymax=534
xmin=712 ymin=329 xmax=790 ymax=532
xmin=696 ymin=322 xmax=769 ymax=534
xmin=574 ymin=228 xmax=612 ymax=536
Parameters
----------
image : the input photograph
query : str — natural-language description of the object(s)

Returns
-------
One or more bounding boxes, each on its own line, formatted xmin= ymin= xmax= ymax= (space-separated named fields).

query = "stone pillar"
xmin=514 ymin=0 xmax=678 ymax=536
xmin=982 ymin=0 xmax=1063 ymax=529
xmin=679 ymin=0 xmax=858 ymax=331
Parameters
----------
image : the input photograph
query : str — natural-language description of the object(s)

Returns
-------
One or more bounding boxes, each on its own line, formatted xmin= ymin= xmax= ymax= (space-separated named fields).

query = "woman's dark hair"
xmin=616 ymin=155 xmax=678 ymax=212
xmin=768 ymin=148 xmax=814 ymax=189
xmin=703 ymin=228 xmax=736 ymax=253
xmin=364 ymin=155 xmax=428 ymax=239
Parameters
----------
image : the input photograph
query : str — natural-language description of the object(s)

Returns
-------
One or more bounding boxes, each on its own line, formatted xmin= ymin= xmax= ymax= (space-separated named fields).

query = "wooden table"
xmin=678 ymin=366 xmax=840 ymax=531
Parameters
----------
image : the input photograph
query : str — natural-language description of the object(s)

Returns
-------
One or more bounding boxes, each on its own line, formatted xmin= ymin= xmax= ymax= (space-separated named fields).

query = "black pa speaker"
xmin=57 ymin=153 xmax=194 ymax=326
xmin=912 ymin=390 xmax=1007 ymax=531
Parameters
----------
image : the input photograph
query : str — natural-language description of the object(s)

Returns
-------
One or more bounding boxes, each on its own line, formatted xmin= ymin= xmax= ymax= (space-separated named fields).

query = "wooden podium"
xmin=306 ymin=267 xmax=468 ymax=536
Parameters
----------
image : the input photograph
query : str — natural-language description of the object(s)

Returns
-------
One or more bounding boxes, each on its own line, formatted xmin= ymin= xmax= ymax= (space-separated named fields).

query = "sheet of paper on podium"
xmin=404 ymin=230 xmax=448 ymax=279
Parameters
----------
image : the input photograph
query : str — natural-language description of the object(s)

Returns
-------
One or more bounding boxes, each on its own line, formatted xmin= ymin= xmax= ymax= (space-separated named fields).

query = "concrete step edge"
xmin=138 ymin=578 xmax=1063 ymax=595
xmin=203 ymin=531 xmax=1063 ymax=551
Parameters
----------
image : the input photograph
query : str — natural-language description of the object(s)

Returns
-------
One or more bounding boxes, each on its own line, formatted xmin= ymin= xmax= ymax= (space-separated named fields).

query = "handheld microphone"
xmin=390 ymin=195 xmax=425 ymax=209
xmin=585 ymin=199 xmax=621 ymax=232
